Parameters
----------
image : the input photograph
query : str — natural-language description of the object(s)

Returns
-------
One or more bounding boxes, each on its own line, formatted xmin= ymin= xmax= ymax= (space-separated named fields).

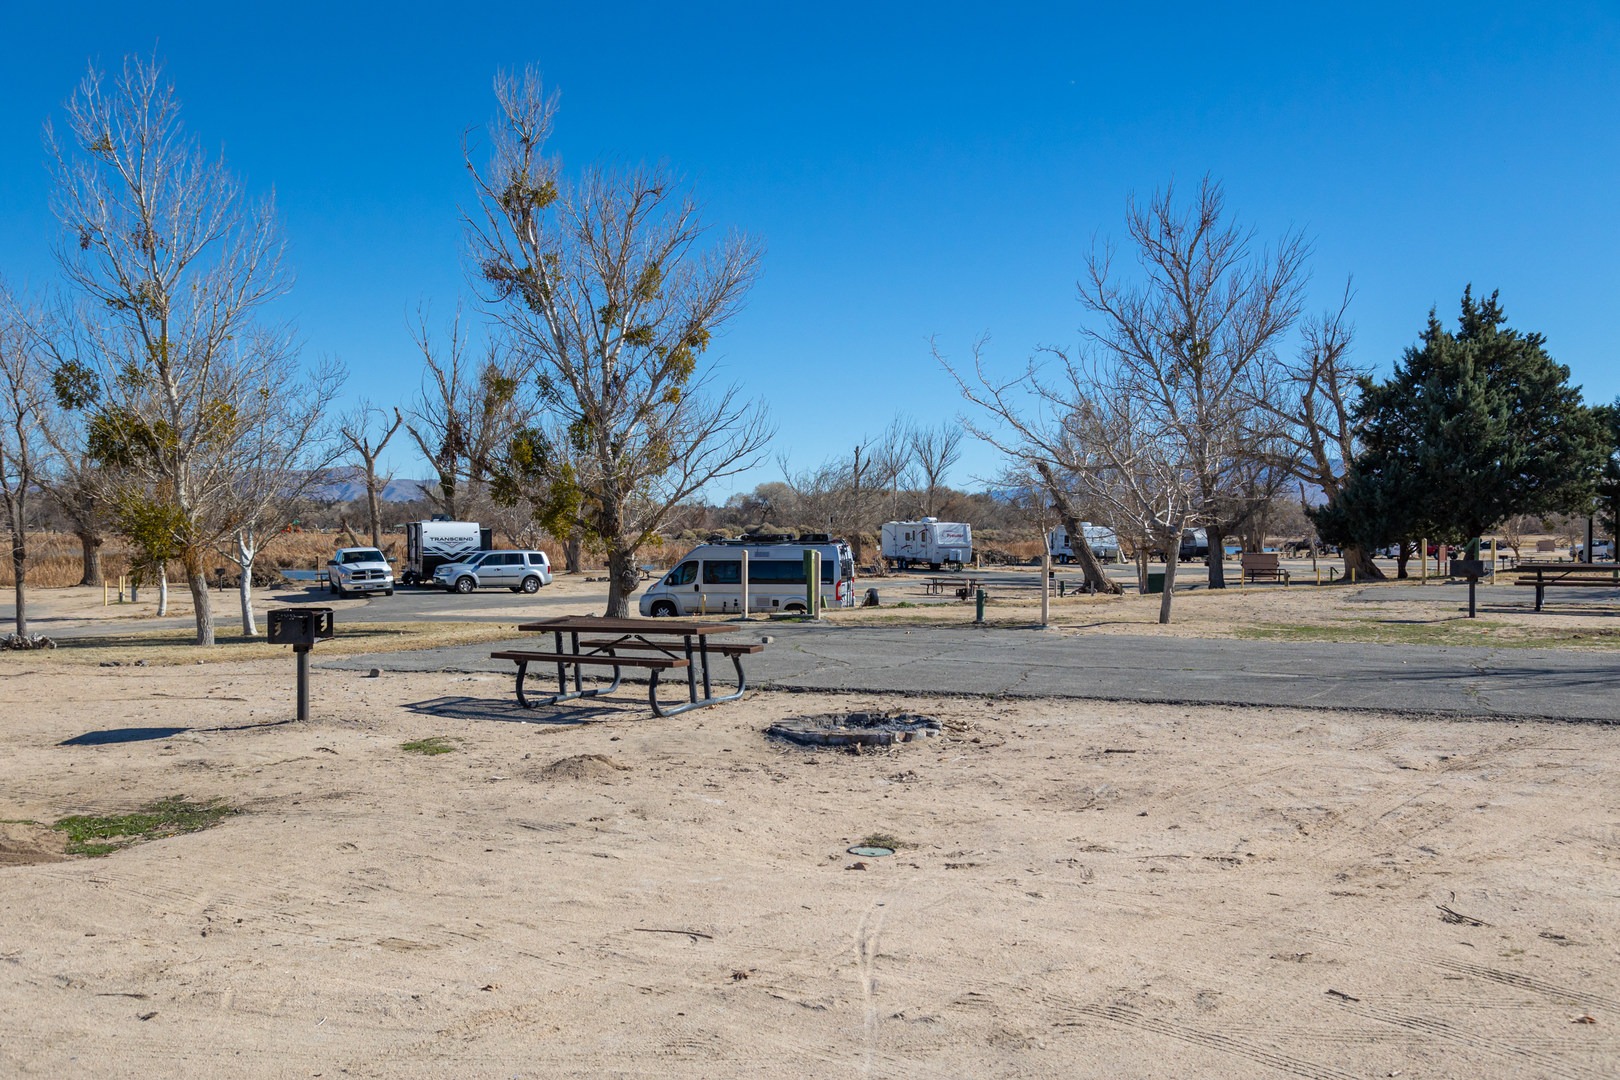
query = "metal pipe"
xmin=295 ymin=645 xmax=311 ymax=722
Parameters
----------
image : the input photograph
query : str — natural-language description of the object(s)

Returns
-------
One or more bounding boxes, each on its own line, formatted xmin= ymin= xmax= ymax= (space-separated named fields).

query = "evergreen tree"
xmin=1314 ymin=287 xmax=1603 ymax=550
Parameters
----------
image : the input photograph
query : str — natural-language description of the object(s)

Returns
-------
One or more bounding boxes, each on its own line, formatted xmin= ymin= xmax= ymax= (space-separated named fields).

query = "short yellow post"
xmin=1315 ymin=567 xmax=1321 ymax=586
xmin=1350 ymin=567 xmax=1357 ymax=584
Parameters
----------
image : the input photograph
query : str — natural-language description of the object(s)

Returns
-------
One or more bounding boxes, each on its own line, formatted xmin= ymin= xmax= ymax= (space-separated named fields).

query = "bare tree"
xmin=338 ymin=399 xmax=404 ymax=547
xmin=48 ymin=55 xmax=298 ymax=645
xmin=468 ymin=68 xmax=772 ymax=616
xmin=401 ymin=307 xmax=527 ymax=521
xmin=1077 ymin=177 xmax=1308 ymax=590
xmin=937 ymin=338 xmax=1125 ymax=599
xmin=908 ymin=422 xmax=964 ymax=517
xmin=0 ymin=283 xmax=59 ymax=639
xmin=216 ymin=353 xmax=345 ymax=634
xmin=1249 ymin=282 xmax=1383 ymax=580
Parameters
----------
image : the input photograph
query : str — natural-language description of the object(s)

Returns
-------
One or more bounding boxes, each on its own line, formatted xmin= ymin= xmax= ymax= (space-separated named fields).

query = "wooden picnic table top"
xmin=517 ymin=614 xmax=740 ymax=637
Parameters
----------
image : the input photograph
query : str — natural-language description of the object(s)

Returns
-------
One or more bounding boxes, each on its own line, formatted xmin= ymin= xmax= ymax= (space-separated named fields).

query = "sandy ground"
xmin=2 ymin=653 xmax=1618 ymax=1077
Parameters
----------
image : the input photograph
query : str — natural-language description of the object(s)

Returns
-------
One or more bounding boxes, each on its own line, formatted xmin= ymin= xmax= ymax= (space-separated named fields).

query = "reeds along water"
xmin=0 ymin=530 xmax=345 ymax=588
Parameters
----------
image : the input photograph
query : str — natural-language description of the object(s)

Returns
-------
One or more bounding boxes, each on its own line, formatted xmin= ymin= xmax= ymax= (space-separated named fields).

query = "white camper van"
xmin=402 ymin=519 xmax=492 ymax=585
xmin=1048 ymin=523 xmax=1121 ymax=563
xmin=639 ymin=536 xmax=856 ymax=616
xmin=881 ymin=519 xmax=972 ymax=570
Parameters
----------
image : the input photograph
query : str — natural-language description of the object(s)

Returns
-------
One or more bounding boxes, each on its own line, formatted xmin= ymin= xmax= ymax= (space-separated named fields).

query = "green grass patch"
xmin=53 ymin=797 xmax=237 ymax=857
xmin=400 ymin=736 xmax=457 ymax=756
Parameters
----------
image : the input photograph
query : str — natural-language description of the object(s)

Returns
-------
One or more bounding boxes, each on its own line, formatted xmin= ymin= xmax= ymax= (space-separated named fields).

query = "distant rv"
xmin=881 ymin=518 xmax=972 ymax=571
xmin=1047 ymin=523 xmax=1121 ymax=563
xmin=402 ymin=519 xmax=491 ymax=585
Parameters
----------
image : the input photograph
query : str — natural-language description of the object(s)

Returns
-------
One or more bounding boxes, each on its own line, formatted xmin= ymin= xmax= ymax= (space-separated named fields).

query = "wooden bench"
xmin=490 ymin=649 xmax=689 ymax=710
xmin=577 ymin=638 xmax=764 ymax=657
xmin=1240 ymin=552 xmax=1290 ymax=585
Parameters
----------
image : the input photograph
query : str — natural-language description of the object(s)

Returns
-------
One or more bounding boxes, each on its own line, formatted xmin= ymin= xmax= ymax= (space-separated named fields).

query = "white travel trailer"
xmin=402 ymin=519 xmax=492 ymax=585
xmin=639 ymin=536 xmax=856 ymax=616
xmin=881 ymin=518 xmax=973 ymax=570
xmin=1048 ymin=523 xmax=1121 ymax=563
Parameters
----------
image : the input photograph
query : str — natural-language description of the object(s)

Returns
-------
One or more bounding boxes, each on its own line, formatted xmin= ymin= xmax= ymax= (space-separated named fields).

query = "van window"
xmin=747 ymin=560 xmax=806 ymax=585
xmin=666 ymin=561 xmax=697 ymax=586
xmin=703 ymin=560 xmax=742 ymax=585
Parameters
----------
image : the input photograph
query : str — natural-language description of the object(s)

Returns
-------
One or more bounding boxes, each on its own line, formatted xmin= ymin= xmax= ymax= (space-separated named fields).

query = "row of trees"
xmin=2 ymin=58 xmax=782 ymax=639
xmin=941 ymin=178 xmax=1617 ymax=623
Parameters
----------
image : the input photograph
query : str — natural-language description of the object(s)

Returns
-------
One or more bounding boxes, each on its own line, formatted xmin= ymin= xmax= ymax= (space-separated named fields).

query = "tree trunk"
xmin=237 ymin=531 xmax=258 ymax=636
xmin=1206 ymin=525 xmax=1228 ymax=589
xmin=78 ymin=529 xmax=103 ymax=587
xmin=366 ymin=480 xmax=384 ymax=549
xmin=186 ymin=551 xmax=215 ymax=645
xmin=1343 ymin=544 xmax=1384 ymax=582
xmin=1159 ymin=547 xmax=1180 ymax=624
xmin=604 ymin=545 xmax=641 ymax=618
xmin=9 ymin=536 xmax=25 ymax=638
xmin=1056 ymin=512 xmax=1122 ymax=594
xmin=157 ymin=563 xmax=170 ymax=616
xmin=564 ymin=533 xmax=583 ymax=574
xmin=1135 ymin=550 xmax=1149 ymax=592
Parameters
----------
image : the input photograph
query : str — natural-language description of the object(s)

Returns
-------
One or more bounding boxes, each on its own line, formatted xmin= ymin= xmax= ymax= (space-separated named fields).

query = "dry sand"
xmin=2 ymin=648 xmax=1618 ymax=1077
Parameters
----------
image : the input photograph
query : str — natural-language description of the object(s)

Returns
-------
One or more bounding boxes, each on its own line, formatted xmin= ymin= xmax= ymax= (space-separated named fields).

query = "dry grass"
xmin=24 ymin=620 xmax=520 ymax=667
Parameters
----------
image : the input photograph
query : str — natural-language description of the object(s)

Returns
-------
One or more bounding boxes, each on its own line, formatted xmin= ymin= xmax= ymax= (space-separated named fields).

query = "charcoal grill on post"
xmin=268 ymin=607 xmax=334 ymax=721
xmin=1449 ymin=558 xmax=1487 ymax=619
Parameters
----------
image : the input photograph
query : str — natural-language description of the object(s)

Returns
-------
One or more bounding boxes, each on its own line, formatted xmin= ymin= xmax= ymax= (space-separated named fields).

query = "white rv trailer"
xmin=402 ymin=519 xmax=492 ymax=584
xmin=880 ymin=518 xmax=972 ymax=571
xmin=639 ymin=535 xmax=856 ymax=616
xmin=1047 ymin=523 xmax=1121 ymax=563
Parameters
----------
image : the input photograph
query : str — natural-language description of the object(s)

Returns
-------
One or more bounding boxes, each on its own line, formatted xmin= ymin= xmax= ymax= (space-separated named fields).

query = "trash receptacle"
xmin=863 ymin=587 xmax=880 ymax=607
xmin=1145 ymin=571 xmax=1166 ymax=594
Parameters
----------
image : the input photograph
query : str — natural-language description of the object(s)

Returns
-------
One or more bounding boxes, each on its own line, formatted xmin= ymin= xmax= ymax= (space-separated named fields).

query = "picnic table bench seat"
xmin=575 ymin=638 xmax=764 ymax=657
xmin=490 ymin=648 xmax=691 ymax=711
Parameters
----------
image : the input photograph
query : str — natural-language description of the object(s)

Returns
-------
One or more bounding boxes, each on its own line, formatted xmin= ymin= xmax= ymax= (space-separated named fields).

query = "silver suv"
xmin=326 ymin=547 xmax=395 ymax=597
xmin=432 ymin=550 xmax=553 ymax=594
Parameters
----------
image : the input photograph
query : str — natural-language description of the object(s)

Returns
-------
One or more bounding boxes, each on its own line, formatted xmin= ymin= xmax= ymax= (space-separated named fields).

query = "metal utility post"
xmin=1040 ymin=551 xmax=1051 ymax=628
xmin=739 ymin=550 xmax=750 ymax=619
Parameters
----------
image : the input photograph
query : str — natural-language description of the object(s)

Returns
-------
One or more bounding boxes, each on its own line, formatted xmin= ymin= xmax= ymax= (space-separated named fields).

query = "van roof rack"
xmin=706 ymin=533 xmax=839 ymax=546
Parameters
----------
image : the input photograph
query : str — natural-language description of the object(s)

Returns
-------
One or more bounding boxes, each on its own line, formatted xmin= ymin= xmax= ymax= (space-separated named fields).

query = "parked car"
xmin=326 ymin=547 xmax=395 ymax=597
xmin=1574 ymin=540 xmax=1615 ymax=561
xmin=432 ymin=549 xmax=553 ymax=593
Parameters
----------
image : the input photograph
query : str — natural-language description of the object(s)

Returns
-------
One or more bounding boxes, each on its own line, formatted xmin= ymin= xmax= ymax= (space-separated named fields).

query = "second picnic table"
xmin=494 ymin=615 xmax=762 ymax=716
xmin=1513 ymin=561 xmax=1620 ymax=611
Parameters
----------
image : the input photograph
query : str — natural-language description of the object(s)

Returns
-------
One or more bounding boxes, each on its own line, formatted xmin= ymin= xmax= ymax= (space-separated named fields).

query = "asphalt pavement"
xmin=321 ymin=621 xmax=1620 ymax=723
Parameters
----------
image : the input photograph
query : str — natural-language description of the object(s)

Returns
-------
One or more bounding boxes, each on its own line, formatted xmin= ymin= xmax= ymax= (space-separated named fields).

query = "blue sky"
xmin=2 ymin=4 xmax=1617 ymax=498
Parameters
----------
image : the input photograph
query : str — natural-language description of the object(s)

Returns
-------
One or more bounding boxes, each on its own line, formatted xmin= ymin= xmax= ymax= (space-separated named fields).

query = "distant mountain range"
xmin=306 ymin=468 xmax=434 ymax=503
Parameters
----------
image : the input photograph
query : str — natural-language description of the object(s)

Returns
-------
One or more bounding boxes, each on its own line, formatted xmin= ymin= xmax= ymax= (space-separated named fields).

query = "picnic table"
xmin=923 ymin=576 xmax=981 ymax=598
xmin=492 ymin=615 xmax=762 ymax=717
xmin=1514 ymin=562 xmax=1620 ymax=612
